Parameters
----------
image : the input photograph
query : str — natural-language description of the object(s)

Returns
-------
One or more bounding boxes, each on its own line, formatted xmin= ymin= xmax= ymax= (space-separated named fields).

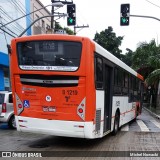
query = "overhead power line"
xmin=0 ymin=0 xmax=45 ymax=35
xmin=145 ymin=0 xmax=160 ymax=9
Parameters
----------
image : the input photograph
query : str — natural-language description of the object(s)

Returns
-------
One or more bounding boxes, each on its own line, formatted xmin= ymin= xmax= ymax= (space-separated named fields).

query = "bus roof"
xmin=94 ymin=41 xmax=144 ymax=81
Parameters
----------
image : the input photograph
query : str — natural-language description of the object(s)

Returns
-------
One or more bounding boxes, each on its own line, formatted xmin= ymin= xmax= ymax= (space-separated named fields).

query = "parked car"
xmin=0 ymin=91 xmax=16 ymax=129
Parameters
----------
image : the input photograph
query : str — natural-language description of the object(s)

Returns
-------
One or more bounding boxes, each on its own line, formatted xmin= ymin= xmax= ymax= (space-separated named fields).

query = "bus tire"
xmin=8 ymin=115 xmax=16 ymax=129
xmin=112 ymin=111 xmax=120 ymax=136
xmin=136 ymin=107 xmax=139 ymax=117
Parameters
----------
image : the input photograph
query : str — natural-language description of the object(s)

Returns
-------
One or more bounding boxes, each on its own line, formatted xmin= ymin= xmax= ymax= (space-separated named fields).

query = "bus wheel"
xmin=112 ymin=111 xmax=120 ymax=135
xmin=136 ymin=107 xmax=139 ymax=117
xmin=8 ymin=115 xmax=16 ymax=129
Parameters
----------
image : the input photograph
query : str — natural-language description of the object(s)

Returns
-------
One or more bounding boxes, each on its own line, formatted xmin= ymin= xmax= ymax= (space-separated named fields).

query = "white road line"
xmin=121 ymin=124 xmax=129 ymax=131
xmin=150 ymin=120 xmax=160 ymax=128
xmin=136 ymin=120 xmax=149 ymax=132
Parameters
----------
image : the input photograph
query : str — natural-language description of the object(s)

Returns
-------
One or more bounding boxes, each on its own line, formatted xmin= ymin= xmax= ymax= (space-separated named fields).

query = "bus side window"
xmin=113 ymin=67 xmax=123 ymax=95
xmin=123 ymin=72 xmax=129 ymax=95
xmin=95 ymin=56 xmax=103 ymax=89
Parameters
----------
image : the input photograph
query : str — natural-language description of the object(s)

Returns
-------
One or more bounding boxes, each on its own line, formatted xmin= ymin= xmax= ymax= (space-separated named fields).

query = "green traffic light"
xmin=120 ymin=17 xmax=129 ymax=26
xmin=68 ymin=18 xmax=73 ymax=24
xmin=67 ymin=17 xmax=75 ymax=26
xmin=122 ymin=17 xmax=127 ymax=23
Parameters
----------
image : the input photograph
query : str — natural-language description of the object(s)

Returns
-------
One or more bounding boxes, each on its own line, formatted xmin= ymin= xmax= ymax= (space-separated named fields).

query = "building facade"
xmin=0 ymin=0 xmax=51 ymax=91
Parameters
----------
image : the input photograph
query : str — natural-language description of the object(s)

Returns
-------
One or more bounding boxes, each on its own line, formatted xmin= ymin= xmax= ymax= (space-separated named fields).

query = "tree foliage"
xmin=55 ymin=23 xmax=74 ymax=35
xmin=120 ymin=48 xmax=133 ymax=67
xmin=132 ymin=39 xmax=160 ymax=85
xmin=132 ymin=40 xmax=158 ymax=71
xmin=132 ymin=39 xmax=160 ymax=108
xmin=93 ymin=26 xmax=123 ymax=58
xmin=145 ymin=69 xmax=160 ymax=85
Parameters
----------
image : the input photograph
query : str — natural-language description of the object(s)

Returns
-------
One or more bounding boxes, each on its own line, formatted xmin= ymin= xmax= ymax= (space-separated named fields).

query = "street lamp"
xmin=19 ymin=14 xmax=67 ymax=37
xmin=0 ymin=2 xmax=64 ymax=30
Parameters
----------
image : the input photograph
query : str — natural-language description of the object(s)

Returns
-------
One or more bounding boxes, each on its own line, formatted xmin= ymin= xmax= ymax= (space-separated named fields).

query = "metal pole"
xmin=0 ymin=4 xmax=53 ymax=29
xmin=51 ymin=0 xmax=54 ymax=33
xmin=74 ymin=26 xmax=76 ymax=35
xmin=18 ymin=14 xmax=67 ymax=37
xmin=130 ymin=14 xmax=160 ymax=22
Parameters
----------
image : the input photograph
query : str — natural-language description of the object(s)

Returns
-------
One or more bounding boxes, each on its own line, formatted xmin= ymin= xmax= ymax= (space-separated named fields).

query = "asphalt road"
xmin=0 ymin=108 xmax=160 ymax=160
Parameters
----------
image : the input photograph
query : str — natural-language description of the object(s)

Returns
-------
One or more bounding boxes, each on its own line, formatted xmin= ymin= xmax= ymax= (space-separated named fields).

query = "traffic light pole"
xmin=51 ymin=0 xmax=54 ymax=32
xmin=51 ymin=0 xmax=73 ymax=32
xmin=74 ymin=25 xmax=89 ymax=35
xmin=130 ymin=14 xmax=160 ymax=22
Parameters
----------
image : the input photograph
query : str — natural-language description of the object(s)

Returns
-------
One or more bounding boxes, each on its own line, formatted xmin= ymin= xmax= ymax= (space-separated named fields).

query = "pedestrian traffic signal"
xmin=67 ymin=4 xmax=76 ymax=26
xmin=120 ymin=4 xmax=130 ymax=26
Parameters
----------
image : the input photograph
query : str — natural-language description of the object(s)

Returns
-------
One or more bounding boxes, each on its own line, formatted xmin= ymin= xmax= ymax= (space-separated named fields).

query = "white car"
xmin=0 ymin=91 xmax=16 ymax=129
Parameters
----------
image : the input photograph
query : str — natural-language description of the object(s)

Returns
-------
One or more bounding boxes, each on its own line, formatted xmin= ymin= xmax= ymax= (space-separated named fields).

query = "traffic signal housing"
xmin=120 ymin=4 xmax=130 ymax=26
xmin=67 ymin=4 xmax=76 ymax=26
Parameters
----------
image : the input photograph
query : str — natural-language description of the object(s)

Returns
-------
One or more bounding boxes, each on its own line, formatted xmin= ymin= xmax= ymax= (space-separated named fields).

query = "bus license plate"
xmin=43 ymin=106 xmax=56 ymax=112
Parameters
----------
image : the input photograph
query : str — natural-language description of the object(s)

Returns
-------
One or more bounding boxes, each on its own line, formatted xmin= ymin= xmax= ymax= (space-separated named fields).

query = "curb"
xmin=143 ymin=107 xmax=160 ymax=119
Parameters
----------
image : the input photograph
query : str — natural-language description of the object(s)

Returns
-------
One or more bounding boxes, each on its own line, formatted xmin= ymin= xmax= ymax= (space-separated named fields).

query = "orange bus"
xmin=10 ymin=34 xmax=143 ymax=139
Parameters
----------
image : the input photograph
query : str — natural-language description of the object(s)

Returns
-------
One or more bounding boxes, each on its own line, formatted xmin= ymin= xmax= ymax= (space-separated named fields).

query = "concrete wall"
xmin=30 ymin=0 xmax=51 ymax=34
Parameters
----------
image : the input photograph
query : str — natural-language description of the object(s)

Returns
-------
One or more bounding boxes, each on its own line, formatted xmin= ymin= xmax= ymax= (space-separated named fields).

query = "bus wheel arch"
xmin=112 ymin=109 xmax=120 ymax=135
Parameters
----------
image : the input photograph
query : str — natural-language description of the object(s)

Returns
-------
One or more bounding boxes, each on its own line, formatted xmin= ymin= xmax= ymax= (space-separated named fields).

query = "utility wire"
xmin=0 ymin=13 xmax=20 ymax=36
xmin=11 ymin=0 xmax=45 ymax=34
xmin=0 ymin=8 xmax=25 ymax=32
xmin=1 ymin=1 xmax=41 ymax=34
xmin=0 ymin=14 xmax=23 ymax=33
xmin=145 ymin=0 xmax=160 ymax=9
xmin=0 ymin=21 xmax=15 ymax=38
xmin=0 ymin=13 xmax=24 ymax=35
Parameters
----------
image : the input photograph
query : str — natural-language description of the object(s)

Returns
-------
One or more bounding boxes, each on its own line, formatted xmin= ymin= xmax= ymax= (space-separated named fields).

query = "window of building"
xmin=42 ymin=20 xmax=45 ymax=29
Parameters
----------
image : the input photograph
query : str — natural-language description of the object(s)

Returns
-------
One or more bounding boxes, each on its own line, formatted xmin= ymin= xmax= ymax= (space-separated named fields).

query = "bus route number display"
xmin=39 ymin=41 xmax=58 ymax=52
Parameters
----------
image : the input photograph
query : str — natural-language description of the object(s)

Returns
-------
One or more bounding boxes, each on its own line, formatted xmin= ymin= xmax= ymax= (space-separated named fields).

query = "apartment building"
xmin=0 ymin=0 xmax=51 ymax=90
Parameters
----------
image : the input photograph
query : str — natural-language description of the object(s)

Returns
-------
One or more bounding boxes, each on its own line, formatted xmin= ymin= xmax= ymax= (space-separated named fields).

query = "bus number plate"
xmin=43 ymin=106 xmax=56 ymax=112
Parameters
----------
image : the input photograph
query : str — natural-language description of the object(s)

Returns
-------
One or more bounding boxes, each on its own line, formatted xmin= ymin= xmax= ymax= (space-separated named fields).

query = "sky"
xmin=41 ymin=0 xmax=160 ymax=54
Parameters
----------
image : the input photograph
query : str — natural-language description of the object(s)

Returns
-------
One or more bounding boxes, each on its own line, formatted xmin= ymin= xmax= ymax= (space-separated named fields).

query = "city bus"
xmin=10 ymin=34 xmax=143 ymax=139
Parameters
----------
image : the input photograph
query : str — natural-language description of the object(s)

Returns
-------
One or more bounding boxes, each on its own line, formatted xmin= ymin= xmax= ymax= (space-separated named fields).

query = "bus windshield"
xmin=17 ymin=40 xmax=82 ymax=71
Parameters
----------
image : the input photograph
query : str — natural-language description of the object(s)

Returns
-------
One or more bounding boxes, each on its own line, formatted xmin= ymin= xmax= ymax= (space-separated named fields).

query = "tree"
xmin=93 ymin=26 xmax=123 ymax=58
xmin=55 ymin=22 xmax=74 ymax=35
xmin=120 ymin=48 xmax=133 ymax=67
xmin=145 ymin=69 xmax=160 ymax=85
xmin=132 ymin=40 xmax=158 ymax=78
xmin=132 ymin=39 xmax=160 ymax=109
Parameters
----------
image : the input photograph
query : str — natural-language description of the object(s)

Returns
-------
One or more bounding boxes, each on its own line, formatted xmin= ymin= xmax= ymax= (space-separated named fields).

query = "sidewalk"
xmin=143 ymin=103 xmax=160 ymax=119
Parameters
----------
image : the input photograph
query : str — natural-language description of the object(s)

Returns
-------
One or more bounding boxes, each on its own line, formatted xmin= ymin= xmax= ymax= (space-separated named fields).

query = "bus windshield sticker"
xmin=23 ymin=100 xmax=30 ymax=108
xmin=45 ymin=95 xmax=52 ymax=102
xmin=19 ymin=65 xmax=78 ymax=71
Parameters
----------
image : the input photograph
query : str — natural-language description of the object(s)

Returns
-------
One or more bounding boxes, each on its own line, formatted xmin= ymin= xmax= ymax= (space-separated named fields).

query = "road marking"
xmin=136 ymin=120 xmax=149 ymax=132
xmin=150 ymin=120 xmax=160 ymax=128
xmin=121 ymin=124 xmax=129 ymax=131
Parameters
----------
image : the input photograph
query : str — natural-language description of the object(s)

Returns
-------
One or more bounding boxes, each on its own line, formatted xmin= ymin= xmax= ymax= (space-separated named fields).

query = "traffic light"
xmin=120 ymin=4 xmax=130 ymax=26
xmin=67 ymin=4 xmax=76 ymax=26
